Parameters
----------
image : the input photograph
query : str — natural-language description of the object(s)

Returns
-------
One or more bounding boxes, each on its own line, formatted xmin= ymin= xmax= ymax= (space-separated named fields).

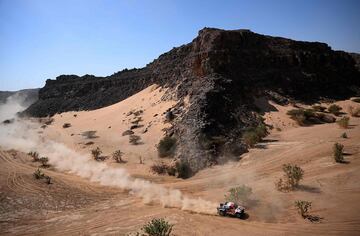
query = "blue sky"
xmin=0 ymin=0 xmax=359 ymax=91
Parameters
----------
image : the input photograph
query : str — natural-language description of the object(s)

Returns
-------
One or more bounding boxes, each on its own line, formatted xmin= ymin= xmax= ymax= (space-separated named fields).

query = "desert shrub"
xmin=82 ymin=130 xmax=98 ymax=139
xmin=333 ymin=143 xmax=344 ymax=163
xmin=351 ymin=98 xmax=360 ymax=103
xmin=91 ymin=147 xmax=102 ymax=160
xmin=287 ymin=108 xmax=314 ymax=117
xmin=224 ymin=185 xmax=253 ymax=205
xmin=39 ymin=157 xmax=49 ymax=167
xmin=175 ymin=161 xmax=192 ymax=179
xmin=158 ymin=136 xmax=177 ymax=157
xmin=242 ymin=130 xmax=261 ymax=147
xmin=166 ymin=166 xmax=176 ymax=176
xmin=341 ymin=132 xmax=348 ymax=138
xmin=311 ymin=105 xmax=326 ymax=112
xmin=287 ymin=109 xmax=306 ymax=125
xmin=150 ymin=162 xmax=169 ymax=175
xmin=129 ymin=135 xmax=142 ymax=145
xmin=286 ymin=109 xmax=308 ymax=126
xmin=254 ymin=123 xmax=268 ymax=138
xmin=122 ymin=130 xmax=134 ymax=136
xmin=275 ymin=178 xmax=285 ymax=191
xmin=133 ymin=110 xmax=143 ymax=116
xmin=142 ymin=218 xmax=173 ymax=236
xmin=130 ymin=124 xmax=144 ymax=129
xmin=28 ymin=151 xmax=40 ymax=162
xmin=113 ymin=150 xmax=125 ymax=163
xmin=242 ymin=123 xmax=268 ymax=147
xmin=295 ymin=200 xmax=312 ymax=218
xmin=33 ymin=168 xmax=45 ymax=179
xmin=328 ymin=104 xmax=342 ymax=115
xmin=283 ymin=164 xmax=304 ymax=187
xmin=336 ymin=116 xmax=349 ymax=128
xmin=131 ymin=116 xmax=143 ymax=124
xmin=276 ymin=164 xmax=304 ymax=191
xmin=348 ymin=106 xmax=360 ymax=117
xmin=287 ymin=109 xmax=317 ymax=125
xmin=62 ymin=123 xmax=71 ymax=128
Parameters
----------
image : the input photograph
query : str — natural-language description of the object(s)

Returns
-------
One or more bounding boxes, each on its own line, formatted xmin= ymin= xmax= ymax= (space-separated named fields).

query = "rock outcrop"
xmin=24 ymin=28 xmax=360 ymax=173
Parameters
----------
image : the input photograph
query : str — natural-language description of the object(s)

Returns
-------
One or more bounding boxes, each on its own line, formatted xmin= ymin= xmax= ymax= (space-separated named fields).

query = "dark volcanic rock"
xmin=25 ymin=28 xmax=360 ymax=118
xmin=23 ymin=28 xmax=360 ymax=173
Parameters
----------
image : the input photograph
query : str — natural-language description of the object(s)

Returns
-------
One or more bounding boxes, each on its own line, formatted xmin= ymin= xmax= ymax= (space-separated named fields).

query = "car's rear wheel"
xmin=235 ymin=213 xmax=242 ymax=219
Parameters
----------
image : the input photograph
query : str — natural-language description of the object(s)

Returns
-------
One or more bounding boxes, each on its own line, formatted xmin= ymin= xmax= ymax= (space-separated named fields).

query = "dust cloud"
xmin=0 ymin=96 xmax=216 ymax=215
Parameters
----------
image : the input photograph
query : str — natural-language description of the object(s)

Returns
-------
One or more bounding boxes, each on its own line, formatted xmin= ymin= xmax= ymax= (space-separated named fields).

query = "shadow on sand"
xmin=297 ymin=185 xmax=322 ymax=194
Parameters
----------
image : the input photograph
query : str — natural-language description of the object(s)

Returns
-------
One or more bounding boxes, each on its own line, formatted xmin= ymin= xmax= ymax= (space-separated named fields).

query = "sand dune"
xmin=42 ymin=84 xmax=177 ymax=175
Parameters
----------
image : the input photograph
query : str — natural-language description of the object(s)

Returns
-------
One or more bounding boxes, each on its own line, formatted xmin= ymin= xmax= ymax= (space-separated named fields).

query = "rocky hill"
xmin=24 ymin=28 xmax=360 ymax=172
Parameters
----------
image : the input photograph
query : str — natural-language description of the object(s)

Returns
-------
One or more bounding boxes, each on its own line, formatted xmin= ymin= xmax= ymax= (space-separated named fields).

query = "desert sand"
xmin=1 ymin=85 xmax=360 ymax=235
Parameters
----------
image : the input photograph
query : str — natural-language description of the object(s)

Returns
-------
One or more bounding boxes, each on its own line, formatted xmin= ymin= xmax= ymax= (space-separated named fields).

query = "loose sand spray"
xmin=0 ymin=96 xmax=216 ymax=215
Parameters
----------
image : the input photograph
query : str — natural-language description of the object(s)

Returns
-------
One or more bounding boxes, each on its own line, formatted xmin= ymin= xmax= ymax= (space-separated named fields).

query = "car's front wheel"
xmin=219 ymin=210 xmax=226 ymax=216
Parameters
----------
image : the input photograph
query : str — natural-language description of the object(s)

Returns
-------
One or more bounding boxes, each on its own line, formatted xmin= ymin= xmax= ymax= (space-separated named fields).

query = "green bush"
xmin=224 ymin=185 xmax=253 ymax=205
xmin=39 ymin=157 xmax=49 ymax=167
xmin=336 ymin=116 xmax=349 ymax=128
xmin=341 ymin=132 xmax=348 ymax=138
xmin=242 ymin=123 xmax=268 ymax=147
xmin=112 ymin=150 xmax=125 ymax=163
xmin=242 ymin=131 xmax=261 ymax=147
xmin=91 ymin=147 xmax=102 ymax=160
xmin=283 ymin=164 xmax=304 ymax=188
xmin=28 ymin=151 xmax=40 ymax=162
xmin=294 ymin=200 xmax=312 ymax=218
xmin=328 ymin=104 xmax=342 ymax=115
xmin=158 ymin=136 xmax=176 ymax=157
xmin=150 ymin=162 xmax=169 ymax=175
xmin=276 ymin=164 xmax=304 ymax=191
xmin=142 ymin=218 xmax=173 ymax=236
xmin=333 ymin=143 xmax=344 ymax=163
xmin=175 ymin=161 xmax=192 ymax=179
xmin=286 ymin=109 xmax=315 ymax=125
xmin=33 ymin=168 xmax=45 ymax=179
xmin=254 ymin=123 xmax=268 ymax=138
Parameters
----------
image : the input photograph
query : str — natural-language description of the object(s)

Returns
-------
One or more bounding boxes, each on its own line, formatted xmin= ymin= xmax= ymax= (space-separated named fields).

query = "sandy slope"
xmin=42 ymin=84 xmax=177 ymax=176
xmin=1 ymin=85 xmax=360 ymax=235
